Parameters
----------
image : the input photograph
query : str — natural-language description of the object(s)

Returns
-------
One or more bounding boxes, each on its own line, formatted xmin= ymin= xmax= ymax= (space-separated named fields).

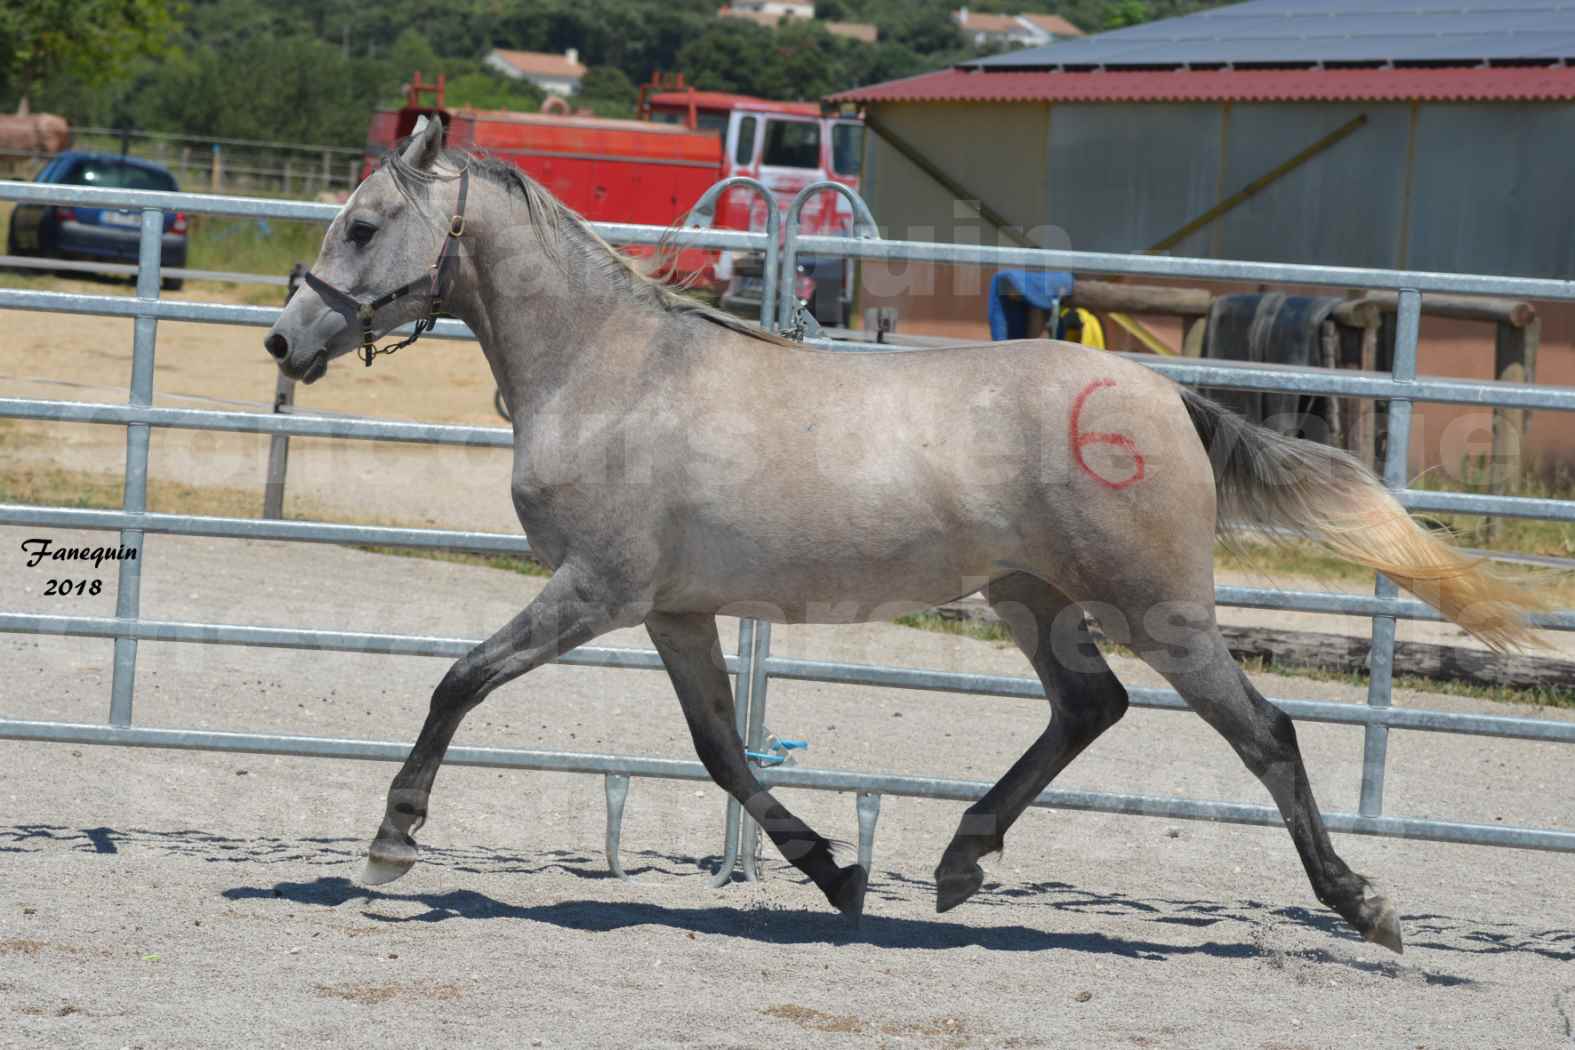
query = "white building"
xmin=724 ymin=0 xmax=815 ymax=17
xmin=483 ymin=48 xmax=588 ymax=96
xmin=951 ymin=9 xmax=1084 ymax=49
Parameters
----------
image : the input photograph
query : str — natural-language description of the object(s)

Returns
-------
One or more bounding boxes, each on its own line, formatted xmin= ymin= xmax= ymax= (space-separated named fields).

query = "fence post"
xmin=1359 ymin=287 xmax=1421 ymax=818
xmin=109 ymin=209 xmax=165 ymax=727
xmin=263 ymin=264 xmax=304 ymax=519
xmin=739 ymin=620 xmax=773 ymax=881
xmin=348 ymin=159 xmax=359 ymax=192
xmin=283 ymin=157 xmax=292 ymax=197
xmin=210 ymin=143 xmax=222 ymax=194
xmin=321 ymin=149 xmax=332 ymax=196
xmin=708 ymin=619 xmax=756 ymax=887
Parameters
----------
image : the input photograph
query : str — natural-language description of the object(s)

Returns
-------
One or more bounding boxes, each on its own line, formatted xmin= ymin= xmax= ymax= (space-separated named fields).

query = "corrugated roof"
xmin=970 ymin=0 xmax=1575 ymax=69
xmin=829 ymin=64 xmax=1575 ymax=104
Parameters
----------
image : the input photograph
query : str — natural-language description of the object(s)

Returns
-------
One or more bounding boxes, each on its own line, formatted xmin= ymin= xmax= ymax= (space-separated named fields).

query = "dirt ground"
xmin=3 ymin=286 xmax=1575 ymax=1048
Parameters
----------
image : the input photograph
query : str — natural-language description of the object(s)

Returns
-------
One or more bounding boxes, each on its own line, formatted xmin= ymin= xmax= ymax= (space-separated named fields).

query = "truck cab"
xmin=720 ymin=106 xmax=864 ymax=326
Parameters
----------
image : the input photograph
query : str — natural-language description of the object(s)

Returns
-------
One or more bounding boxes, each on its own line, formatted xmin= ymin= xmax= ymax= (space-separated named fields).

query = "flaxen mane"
xmin=383 ymin=148 xmax=796 ymax=348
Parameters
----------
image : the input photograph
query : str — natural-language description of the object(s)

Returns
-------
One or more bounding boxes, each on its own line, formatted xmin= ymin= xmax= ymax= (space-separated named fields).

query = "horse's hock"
xmin=1 ymin=173 xmax=1573 ymax=934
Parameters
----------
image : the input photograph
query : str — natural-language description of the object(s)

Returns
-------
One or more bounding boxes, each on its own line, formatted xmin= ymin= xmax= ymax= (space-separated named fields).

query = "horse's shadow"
xmin=8 ymin=823 xmax=1567 ymax=981
xmin=224 ymin=873 xmax=1266 ymax=963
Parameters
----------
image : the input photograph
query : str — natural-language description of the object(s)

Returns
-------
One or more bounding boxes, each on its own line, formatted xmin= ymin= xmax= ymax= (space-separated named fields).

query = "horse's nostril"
xmin=264 ymin=333 xmax=289 ymax=360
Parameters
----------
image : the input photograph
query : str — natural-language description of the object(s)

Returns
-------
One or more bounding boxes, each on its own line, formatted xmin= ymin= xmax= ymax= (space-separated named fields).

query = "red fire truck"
xmin=361 ymin=74 xmax=864 ymax=323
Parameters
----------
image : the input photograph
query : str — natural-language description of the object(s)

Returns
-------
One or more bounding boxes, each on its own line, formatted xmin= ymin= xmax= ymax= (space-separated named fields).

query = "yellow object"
xmin=1059 ymin=307 xmax=1106 ymax=349
xmin=1107 ymin=310 xmax=1177 ymax=355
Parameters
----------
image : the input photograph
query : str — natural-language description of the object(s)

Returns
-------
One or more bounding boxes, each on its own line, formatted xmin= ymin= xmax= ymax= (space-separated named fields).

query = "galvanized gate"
xmin=1 ymin=177 xmax=1572 ymax=887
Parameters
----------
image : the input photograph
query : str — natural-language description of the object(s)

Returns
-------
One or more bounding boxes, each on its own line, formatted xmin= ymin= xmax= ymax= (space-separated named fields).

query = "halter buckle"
xmin=449 ymin=214 xmax=465 ymax=237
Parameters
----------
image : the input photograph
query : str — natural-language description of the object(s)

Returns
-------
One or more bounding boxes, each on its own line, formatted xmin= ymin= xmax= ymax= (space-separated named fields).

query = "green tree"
xmin=444 ymin=71 xmax=545 ymax=112
xmin=0 ymin=0 xmax=181 ymax=110
xmin=575 ymin=65 xmax=637 ymax=117
xmin=1104 ymin=0 xmax=1152 ymax=29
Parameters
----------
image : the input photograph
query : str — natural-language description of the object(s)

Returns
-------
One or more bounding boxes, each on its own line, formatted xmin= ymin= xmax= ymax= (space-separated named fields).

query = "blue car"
xmin=6 ymin=151 xmax=188 ymax=290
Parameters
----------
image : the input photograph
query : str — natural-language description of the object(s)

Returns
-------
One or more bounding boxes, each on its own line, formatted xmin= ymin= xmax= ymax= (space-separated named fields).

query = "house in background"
xmin=719 ymin=2 xmax=879 ymax=43
xmin=724 ymin=0 xmax=815 ymax=16
xmin=951 ymin=8 xmax=1084 ymax=49
xmin=483 ymin=48 xmax=587 ymax=96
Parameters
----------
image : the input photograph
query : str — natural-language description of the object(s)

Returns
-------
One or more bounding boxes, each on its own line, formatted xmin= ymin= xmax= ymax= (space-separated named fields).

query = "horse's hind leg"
xmin=362 ymin=566 xmax=630 ymax=885
xmin=934 ymin=573 xmax=1129 ymax=912
xmin=646 ymin=611 xmax=868 ymax=918
xmin=1142 ymin=626 xmax=1403 ymax=953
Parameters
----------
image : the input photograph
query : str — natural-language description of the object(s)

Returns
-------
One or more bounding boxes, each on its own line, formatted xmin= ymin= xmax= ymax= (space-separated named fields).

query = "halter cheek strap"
xmin=303 ymin=166 xmax=470 ymax=367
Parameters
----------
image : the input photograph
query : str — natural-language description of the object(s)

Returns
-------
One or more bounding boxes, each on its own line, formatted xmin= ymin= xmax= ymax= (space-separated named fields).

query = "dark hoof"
xmin=828 ymin=863 xmax=868 ymax=923
xmin=935 ymin=862 xmax=984 ymax=913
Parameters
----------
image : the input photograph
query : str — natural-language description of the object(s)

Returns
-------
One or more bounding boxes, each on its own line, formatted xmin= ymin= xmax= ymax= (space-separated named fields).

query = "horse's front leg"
xmin=362 ymin=565 xmax=635 ymax=885
xmin=646 ymin=611 xmax=868 ymax=919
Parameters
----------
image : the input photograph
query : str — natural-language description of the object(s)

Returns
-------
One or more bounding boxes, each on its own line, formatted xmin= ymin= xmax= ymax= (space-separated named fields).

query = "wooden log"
xmin=1064 ymin=280 xmax=1212 ymax=318
xmin=1355 ymin=290 xmax=1536 ymax=328
xmin=1330 ymin=299 xmax=1380 ymax=329
xmin=1486 ymin=315 xmax=1541 ymax=539
xmin=1320 ymin=319 xmax=1344 ymax=450
xmin=926 ymin=599 xmax=1575 ymax=693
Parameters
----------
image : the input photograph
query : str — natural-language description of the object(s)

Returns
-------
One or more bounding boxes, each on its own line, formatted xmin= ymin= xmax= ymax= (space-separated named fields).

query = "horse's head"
xmin=264 ymin=115 xmax=464 ymax=383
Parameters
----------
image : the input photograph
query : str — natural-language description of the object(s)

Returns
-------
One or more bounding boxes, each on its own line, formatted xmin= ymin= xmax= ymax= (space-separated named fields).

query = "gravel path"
xmin=3 ymin=528 xmax=1573 ymax=1049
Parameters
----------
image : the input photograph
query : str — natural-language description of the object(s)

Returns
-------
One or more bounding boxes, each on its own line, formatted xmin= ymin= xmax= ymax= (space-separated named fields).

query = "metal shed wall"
xmin=1045 ymin=103 xmax=1222 ymax=257
xmin=859 ymin=98 xmax=1575 ymax=279
xmin=866 ymin=102 xmax=1051 ymax=244
xmin=1212 ymin=102 xmax=1411 ymax=269
xmin=1406 ymin=103 xmax=1575 ymax=279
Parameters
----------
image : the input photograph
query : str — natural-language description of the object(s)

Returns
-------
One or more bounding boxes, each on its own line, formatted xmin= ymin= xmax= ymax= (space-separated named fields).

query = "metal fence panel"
xmin=1 ymin=177 xmax=1571 ymax=879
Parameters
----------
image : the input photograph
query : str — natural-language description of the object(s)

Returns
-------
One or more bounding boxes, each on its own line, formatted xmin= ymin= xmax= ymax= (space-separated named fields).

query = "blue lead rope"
xmin=746 ymin=737 xmax=809 ymax=767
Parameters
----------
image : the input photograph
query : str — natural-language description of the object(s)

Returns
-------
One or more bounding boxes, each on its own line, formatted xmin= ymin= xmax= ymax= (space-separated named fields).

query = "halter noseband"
xmin=303 ymin=166 xmax=470 ymax=367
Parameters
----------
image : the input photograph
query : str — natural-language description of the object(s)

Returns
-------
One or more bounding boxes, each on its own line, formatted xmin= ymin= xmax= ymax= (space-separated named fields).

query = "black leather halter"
xmin=303 ymin=167 xmax=470 ymax=367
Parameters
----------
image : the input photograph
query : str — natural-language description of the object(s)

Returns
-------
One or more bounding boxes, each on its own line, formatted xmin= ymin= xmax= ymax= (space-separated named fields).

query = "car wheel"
xmin=162 ymin=276 xmax=184 ymax=292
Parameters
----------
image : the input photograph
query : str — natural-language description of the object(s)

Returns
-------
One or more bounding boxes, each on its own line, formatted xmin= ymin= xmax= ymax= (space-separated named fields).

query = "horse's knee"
xmin=1096 ymin=674 xmax=1130 ymax=730
xmin=1053 ymin=670 xmax=1128 ymax=738
xmin=431 ymin=651 xmax=491 ymax=712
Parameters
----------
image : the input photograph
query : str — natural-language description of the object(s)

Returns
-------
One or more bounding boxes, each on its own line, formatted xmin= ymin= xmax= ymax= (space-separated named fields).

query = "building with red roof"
xmin=484 ymin=48 xmax=587 ymax=96
xmin=829 ymin=0 xmax=1575 ymax=468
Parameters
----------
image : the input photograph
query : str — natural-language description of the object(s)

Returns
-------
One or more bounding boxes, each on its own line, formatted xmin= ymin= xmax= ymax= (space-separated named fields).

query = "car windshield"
xmin=64 ymin=160 xmax=177 ymax=192
xmin=761 ymin=120 xmax=820 ymax=169
xmin=832 ymin=124 xmax=863 ymax=177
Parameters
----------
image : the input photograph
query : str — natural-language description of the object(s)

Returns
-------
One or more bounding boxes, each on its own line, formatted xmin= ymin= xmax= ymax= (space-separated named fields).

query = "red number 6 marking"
xmin=1069 ymin=379 xmax=1145 ymax=490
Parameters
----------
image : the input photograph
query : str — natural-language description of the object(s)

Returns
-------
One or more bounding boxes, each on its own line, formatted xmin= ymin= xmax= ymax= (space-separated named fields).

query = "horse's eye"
xmin=347 ymin=220 xmax=377 ymax=247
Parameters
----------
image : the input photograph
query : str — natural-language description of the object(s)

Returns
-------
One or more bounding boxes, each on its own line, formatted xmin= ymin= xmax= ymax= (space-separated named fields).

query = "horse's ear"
xmin=401 ymin=114 xmax=445 ymax=170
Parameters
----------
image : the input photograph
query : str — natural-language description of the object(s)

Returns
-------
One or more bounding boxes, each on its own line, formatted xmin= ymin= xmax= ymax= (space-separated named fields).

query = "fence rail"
xmin=1 ymin=177 xmax=1572 ymax=883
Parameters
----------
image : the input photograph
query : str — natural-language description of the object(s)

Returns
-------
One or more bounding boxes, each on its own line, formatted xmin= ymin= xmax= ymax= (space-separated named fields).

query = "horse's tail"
xmin=1177 ymin=385 xmax=1545 ymax=651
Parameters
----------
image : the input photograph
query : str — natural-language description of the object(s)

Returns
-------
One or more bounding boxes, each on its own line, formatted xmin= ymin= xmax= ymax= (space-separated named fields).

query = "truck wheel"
xmin=162 ymin=276 xmax=184 ymax=292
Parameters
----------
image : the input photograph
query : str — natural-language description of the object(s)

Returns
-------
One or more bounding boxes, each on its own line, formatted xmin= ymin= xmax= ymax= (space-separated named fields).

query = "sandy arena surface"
xmin=4 ymin=290 xmax=1575 ymax=1048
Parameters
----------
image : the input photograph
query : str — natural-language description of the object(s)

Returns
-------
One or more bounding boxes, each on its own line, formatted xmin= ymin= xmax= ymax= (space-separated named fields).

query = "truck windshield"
xmin=832 ymin=124 xmax=863 ymax=177
xmin=762 ymin=120 xmax=820 ymax=169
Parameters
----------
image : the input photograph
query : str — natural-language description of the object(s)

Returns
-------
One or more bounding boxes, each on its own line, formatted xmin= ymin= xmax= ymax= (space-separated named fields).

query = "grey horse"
xmin=264 ymin=116 xmax=1543 ymax=954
